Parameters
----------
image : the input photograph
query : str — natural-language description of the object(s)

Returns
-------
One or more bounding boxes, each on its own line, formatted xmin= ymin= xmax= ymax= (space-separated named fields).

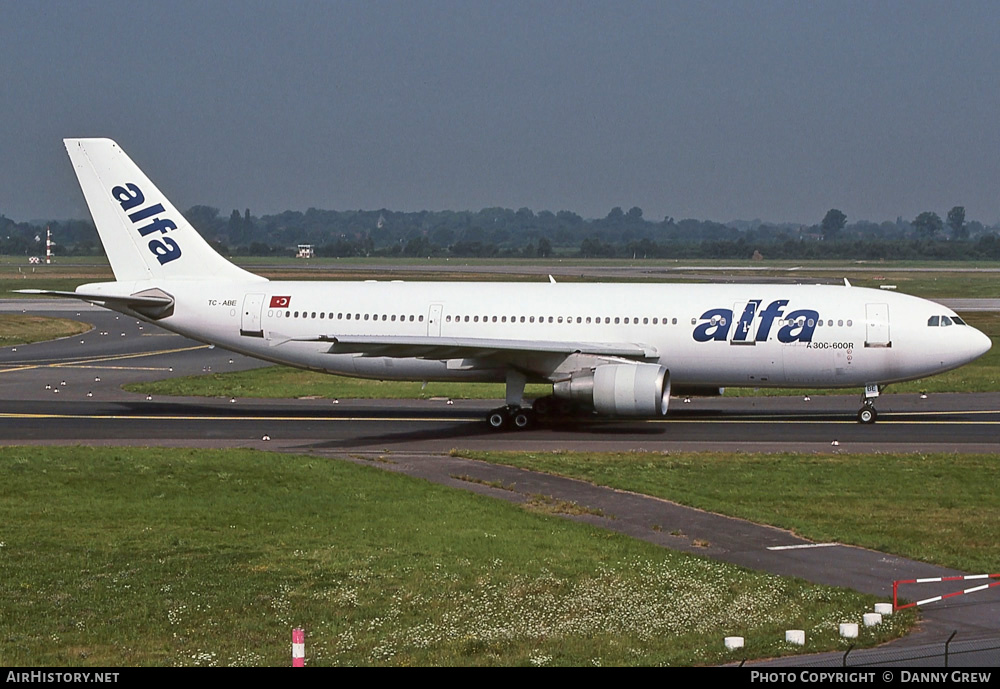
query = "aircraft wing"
xmin=289 ymin=334 xmax=658 ymax=360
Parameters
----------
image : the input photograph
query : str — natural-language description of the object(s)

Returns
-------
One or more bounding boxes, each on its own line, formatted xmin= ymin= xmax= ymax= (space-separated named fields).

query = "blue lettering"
xmin=111 ymin=183 xmax=144 ymax=211
xmin=128 ymin=203 xmax=165 ymax=224
xmin=693 ymin=308 xmax=732 ymax=342
xmin=692 ymin=299 xmax=818 ymax=343
xmin=137 ymin=217 xmax=178 ymax=237
xmin=732 ymin=300 xmax=760 ymax=341
xmin=149 ymin=237 xmax=182 ymax=265
xmin=110 ymin=183 xmax=182 ymax=265
xmin=756 ymin=300 xmax=788 ymax=342
xmin=778 ymin=309 xmax=819 ymax=343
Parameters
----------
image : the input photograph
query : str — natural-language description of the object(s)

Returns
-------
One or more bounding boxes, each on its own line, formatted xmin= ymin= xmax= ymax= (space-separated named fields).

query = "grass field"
xmin=457 ymin=451 xmax=1000 ymax=575
xmin=0 ymin=446 xmax=910 ymax=666
xmin=0 ymin=314 xmax=91 ymax=347
xmin=124 ymin=367 xmax=551 ymax=400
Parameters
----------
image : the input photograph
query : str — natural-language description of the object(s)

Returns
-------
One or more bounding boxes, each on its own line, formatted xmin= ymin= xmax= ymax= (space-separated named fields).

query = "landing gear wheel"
xmin=531 ymin=396 xmax=554 ymax=418
xmin=487 ymin=409 xmax=509 ymax=431
xmin=857 ymin=405 xmax=877 ymax=424
xmin=511 ymin=408 xmax=533 ymax=430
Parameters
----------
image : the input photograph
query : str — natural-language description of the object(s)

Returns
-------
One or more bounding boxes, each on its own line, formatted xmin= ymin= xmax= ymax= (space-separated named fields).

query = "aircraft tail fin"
xmin=64 ymin=138 xmax=264 ymax=283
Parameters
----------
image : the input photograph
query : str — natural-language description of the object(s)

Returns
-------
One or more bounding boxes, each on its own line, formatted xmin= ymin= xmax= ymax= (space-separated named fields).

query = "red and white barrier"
xmin=893 ymin=573 xmax=1000 ymax=610
xmin=292 ymin=628 xmax=305 ymax=667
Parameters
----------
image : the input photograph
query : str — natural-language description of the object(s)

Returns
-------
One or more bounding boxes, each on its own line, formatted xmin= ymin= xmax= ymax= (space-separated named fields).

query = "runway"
xmin=3 ymin=299 xmax=1000 ymax=665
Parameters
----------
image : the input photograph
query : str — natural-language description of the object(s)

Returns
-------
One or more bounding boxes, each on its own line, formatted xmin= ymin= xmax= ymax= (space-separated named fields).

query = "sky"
xmin=2 ymin=0 xmax=1000 ymax=226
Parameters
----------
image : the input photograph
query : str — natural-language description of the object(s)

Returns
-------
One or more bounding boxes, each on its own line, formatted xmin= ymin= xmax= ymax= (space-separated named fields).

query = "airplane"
xmin=19 ymin=138 xmax=992 ymax=430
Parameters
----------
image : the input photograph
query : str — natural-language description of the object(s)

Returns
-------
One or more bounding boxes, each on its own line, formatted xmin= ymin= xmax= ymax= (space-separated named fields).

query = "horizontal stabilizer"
xmin=15 ymin=288 xmax=175 ymax=319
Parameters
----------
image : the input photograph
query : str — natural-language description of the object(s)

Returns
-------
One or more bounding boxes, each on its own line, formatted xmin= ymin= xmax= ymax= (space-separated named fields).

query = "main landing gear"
xmin=486 ymin=405 xmax=535 ymax=431
xmin=486 ymin=369 xmax=552 ymax=432
xmin=857 ymin=383 xmax=880 ymax=424
xmin=485 ymin=369 xmax=534 ymax=432
xmin=486 ymin=395 xmax=583 ymax=432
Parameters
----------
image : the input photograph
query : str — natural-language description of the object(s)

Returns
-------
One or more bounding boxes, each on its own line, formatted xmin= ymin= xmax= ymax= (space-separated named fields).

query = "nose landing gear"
xmin=857 ymin=383 xmax=881 ymax=424
xmin=857 ymin=402 xmax=877 ymax=424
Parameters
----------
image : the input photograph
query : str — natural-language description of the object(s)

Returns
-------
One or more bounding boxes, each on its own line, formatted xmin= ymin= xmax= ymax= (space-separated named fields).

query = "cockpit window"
xmin=928 ymin=314 xmax=965 ymax=327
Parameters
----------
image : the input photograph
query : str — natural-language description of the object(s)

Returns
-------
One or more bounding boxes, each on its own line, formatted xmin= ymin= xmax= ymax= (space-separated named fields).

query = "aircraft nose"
xmin=970 ymin=326 xmax=992 ymax=359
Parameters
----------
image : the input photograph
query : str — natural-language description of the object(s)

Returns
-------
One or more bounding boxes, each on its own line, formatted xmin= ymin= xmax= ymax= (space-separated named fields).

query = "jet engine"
xmin=553 ymin=363 xmax=670 ymax=416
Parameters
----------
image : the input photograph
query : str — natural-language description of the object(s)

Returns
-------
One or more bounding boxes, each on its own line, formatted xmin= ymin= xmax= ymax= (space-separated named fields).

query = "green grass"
xmin=0 ymin=447 xmax=908 ymax=666
xmin=456 ymin=451 xmax=1000 ymax=574
xmin=0 ymin=314 xmax=91 ymax=347
xmin=125 ymin=367 xmax=552 ymax=400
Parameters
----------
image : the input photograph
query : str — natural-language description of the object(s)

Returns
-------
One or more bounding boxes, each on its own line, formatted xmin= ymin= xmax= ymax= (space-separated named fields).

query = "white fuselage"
xmin=85 ymin=278 xmax=992 ymax=391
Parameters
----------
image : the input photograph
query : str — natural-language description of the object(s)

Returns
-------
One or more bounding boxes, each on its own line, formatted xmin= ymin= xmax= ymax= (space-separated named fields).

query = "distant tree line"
xmin=3 ymin=203 xmax=1000 ymax=261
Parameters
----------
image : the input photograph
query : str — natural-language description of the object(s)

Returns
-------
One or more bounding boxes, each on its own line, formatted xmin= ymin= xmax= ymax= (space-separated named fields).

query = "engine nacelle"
xmin=553 ymin=363 xmax=670 ymax=416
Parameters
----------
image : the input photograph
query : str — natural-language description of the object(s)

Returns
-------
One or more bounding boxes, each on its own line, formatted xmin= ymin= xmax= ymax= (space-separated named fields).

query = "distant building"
xmin=296 ymin=244 xmax=315 ymax=259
